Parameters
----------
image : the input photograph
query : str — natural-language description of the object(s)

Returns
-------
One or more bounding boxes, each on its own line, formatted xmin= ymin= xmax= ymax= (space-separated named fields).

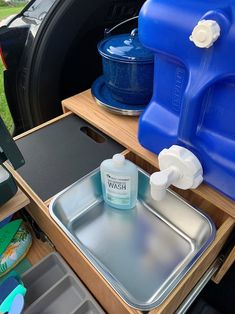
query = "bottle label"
xmin=104 ymin=172 xmax=131 ymax=206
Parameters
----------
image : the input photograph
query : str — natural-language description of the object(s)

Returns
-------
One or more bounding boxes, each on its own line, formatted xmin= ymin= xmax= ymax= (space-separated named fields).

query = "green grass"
xmin=0 ymin=4 xmax=25 ymax=131
xmin=0 ymin=5 xmax=24 ymax=21
xmin=0 ymin=62 xmax=13 ymax=131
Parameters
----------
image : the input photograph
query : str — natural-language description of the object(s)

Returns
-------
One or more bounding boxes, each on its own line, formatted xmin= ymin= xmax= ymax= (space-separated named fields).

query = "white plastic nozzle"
xmin=150 ymin=166 xmax=180 ymax=201
xmin=112 ymin=154 xmax=125 ymax=166
xmin=150 ymin=145 xmax=203 ymax=201
xmin=189 ymin=19 xmax=220 ymax=48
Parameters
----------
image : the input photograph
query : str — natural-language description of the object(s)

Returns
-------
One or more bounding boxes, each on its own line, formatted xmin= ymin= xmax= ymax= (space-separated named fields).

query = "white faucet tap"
xmin=150 ymin=145 xmax=203 ymax=201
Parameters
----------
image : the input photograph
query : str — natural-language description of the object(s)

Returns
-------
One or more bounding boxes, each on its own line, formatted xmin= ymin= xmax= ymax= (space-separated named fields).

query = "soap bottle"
xmin=100 ymin=154 xmax=138 ymax=210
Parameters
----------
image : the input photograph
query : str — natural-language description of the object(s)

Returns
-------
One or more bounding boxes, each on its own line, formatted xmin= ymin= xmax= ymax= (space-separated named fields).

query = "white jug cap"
xmin=189 ymin=19 xmax=220 ymax=48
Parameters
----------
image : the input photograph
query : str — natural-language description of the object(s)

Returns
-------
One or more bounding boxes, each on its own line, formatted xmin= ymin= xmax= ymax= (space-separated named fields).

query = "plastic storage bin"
xmin=21 ymin=253 xmax=104 ymax=314
xmin=138 ymin=0 xmax=235 ymax=200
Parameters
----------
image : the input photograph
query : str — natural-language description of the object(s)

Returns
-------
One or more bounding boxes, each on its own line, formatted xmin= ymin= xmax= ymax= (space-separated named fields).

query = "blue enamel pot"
xmin=98 ymin=28 xmax=154 ymax=105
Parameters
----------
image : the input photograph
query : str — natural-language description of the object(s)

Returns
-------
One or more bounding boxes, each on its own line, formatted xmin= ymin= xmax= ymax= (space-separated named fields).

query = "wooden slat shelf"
xmin=0 ymin=188 xmax=30 ymax=222
xmin=27 ymin=226 xmax=54 ymax=266
xmin=62 ymin=89 xmax=235 ymax=219
xmin=0 ymin=188 xmax=53 ymax=269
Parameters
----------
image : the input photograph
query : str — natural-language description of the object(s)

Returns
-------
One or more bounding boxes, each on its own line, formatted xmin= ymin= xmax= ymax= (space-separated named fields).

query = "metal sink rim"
xmin=49 ymin=167 xmax=216 ymax=310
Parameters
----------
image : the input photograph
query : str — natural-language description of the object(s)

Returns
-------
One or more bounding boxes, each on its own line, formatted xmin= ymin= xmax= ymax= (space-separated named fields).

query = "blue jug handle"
xmin=177 ymin=68 xmax=218 ymax=147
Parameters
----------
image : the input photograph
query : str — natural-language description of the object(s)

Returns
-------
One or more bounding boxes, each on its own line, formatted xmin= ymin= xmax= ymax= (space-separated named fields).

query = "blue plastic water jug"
xmin=138 ymin=0 xmax=235 ymax=200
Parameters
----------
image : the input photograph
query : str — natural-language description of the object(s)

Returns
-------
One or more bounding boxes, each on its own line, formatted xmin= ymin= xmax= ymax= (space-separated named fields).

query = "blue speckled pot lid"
xmin=98 ymin=29 xmax=153 ymax=63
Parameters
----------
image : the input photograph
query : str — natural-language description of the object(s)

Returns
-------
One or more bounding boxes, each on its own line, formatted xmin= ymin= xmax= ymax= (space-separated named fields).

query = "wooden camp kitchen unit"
xmin=7 ymin=89 xmax=235 ymax=314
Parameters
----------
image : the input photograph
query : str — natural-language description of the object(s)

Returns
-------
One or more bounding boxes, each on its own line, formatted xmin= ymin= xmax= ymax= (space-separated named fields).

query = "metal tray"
xmin=49 ymin=168 xmax=216 ymax=311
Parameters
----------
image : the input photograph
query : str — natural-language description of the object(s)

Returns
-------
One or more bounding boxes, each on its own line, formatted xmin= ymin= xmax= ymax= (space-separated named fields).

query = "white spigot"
xmin=150 ymin=145 xmax=203 ymax=201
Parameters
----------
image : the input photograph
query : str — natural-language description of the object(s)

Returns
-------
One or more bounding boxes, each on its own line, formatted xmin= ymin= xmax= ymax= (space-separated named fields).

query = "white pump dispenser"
xmin=150 ymin=145 xmax=203 ymax=201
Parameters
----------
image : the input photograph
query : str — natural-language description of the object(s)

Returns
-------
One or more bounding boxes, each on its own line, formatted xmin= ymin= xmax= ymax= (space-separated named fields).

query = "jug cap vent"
xmin=189 ymin=19 xmax=220 ymax=48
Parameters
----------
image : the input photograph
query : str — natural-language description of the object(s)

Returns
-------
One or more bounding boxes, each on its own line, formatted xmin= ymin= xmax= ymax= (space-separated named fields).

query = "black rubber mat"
xmin=16 ymin=114 xmax=124 ymax=201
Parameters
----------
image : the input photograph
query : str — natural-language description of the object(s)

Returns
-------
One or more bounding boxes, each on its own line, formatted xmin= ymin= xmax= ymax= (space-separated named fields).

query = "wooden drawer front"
xmin=213 ymin=244 xmax=235 ymax=284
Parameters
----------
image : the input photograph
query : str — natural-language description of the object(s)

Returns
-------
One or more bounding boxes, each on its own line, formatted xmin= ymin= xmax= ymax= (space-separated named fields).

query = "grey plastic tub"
xmin=21 ymin=253 xmax=104 ymax=314
xmin=49 ymin=167 xmax=216 ymax=311
xmin=73 ymin=301 xmax=103 ymax=314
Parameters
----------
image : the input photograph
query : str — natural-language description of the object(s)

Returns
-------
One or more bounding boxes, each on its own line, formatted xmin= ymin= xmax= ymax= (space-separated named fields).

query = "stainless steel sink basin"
xmin=49 ymin=168 xmax=216 ymax=311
